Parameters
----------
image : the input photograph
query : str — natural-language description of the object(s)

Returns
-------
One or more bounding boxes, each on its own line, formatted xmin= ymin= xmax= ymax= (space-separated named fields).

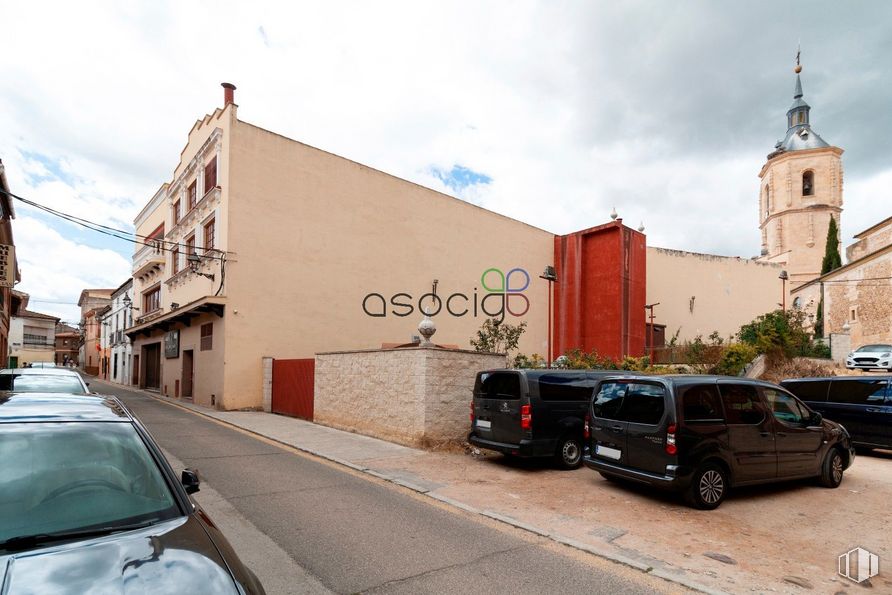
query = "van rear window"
xmin=476 ymin=372 xmax=521 ymax=400
xmin=593 ymin=381 xmax=665 ymax=424
xmin=827 ymin=379 xmax=888 ymax=405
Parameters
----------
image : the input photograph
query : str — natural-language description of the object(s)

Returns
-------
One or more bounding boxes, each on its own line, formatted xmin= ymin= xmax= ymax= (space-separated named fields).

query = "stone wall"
xmin=314 ymin=347 xmax=506 ymax=447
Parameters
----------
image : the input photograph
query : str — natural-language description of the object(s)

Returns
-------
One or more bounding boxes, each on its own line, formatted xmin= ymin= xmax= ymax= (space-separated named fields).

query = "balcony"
xmin=133 ymin=242 xmax=166 ymax=279
xmin=22 ymin=339 xmax=55 ymax=351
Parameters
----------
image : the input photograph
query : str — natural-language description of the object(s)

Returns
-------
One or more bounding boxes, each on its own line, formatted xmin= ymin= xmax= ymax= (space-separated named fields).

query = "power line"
xmin=0 ymin=188 xmax=226 ymax=259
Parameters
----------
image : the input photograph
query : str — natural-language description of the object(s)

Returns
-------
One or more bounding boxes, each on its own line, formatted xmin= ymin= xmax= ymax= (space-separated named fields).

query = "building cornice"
xmin=759 ymin=204 xmax=841 ymax=230
xmin=759 ymin=145 xmax=844 ymax=178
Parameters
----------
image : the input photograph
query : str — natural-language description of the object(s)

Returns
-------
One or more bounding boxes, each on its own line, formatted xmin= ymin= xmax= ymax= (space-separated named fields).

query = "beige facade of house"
xmin=127 ymin=89 xmax=552 ymax=410
xmin=792 ymin=217 xmax=892 ymax=347
xmin=646 ymin=247 xmax=785 ymax=342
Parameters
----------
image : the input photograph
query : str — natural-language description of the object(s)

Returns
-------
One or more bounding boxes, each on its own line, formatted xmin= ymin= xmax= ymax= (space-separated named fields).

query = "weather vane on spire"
xmin=795 ymin=42 xmax=802 ymax=73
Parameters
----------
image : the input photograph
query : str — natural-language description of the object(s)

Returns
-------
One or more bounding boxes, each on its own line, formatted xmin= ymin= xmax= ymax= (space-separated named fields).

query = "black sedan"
xmin=0 ymin=393 xmax=264 ymax=594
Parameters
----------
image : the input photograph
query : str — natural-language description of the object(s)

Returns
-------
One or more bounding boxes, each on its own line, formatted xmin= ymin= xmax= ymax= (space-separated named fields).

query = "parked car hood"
xmin=1 ymin=516 xmax=239 ymax=594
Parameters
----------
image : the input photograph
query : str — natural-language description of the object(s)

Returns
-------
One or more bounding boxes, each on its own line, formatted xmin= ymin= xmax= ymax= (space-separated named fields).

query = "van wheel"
xmin=555 ymin=435 xmax=583 ymax=470
xmin=819 ymin=448 xmax=844 ymax=488
xmin=685 ymin=464 xmax=728 ymax=510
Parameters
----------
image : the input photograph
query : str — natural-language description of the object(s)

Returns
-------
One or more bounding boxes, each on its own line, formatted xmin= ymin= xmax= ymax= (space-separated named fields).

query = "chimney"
xmin=221 ymin=82 xmax=236 ymax=107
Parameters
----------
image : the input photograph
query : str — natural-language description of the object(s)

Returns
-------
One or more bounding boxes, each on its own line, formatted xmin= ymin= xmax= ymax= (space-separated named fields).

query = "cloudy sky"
xmin=1 ymin=0 xmax=890 ymax=323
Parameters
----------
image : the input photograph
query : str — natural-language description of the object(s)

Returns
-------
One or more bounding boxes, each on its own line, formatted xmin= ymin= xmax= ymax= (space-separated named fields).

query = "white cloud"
xmin=12 ymin=218 xmax=131 ymax=324
xmin=0 ymin=0 xmax=890 ymax=308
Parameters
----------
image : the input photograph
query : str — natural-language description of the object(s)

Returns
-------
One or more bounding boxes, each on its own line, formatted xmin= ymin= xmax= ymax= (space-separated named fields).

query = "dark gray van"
xmin=780 ymin=376 xmax=892 ymax=449
xmin=468 ymin=369 xmax=616 ymax=469
xmin=584 ymin=375 xmax=855 ymax=509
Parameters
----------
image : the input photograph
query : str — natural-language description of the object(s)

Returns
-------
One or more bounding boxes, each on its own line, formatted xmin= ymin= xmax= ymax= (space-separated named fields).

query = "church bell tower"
xmin=758 ymin=56 xmax=843 ymax=289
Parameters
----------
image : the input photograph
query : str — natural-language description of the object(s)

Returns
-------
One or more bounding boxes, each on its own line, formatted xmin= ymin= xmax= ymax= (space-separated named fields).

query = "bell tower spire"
xmin=757 ymin=50 xmax=844 ymax=290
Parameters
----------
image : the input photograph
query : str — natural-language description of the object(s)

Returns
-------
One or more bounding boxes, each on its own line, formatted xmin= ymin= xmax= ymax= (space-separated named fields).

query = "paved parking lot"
xmin=387 ymin=447 xmax=891 ymax=594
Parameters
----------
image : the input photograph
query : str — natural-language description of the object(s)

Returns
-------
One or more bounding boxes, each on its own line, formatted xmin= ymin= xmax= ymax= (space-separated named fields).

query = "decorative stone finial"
xmin=610 ymin=207 xmax=618 ymax=221
xmin=418 ymin=306 xmax=436 ymax=347
xmin=637 ymin=221 xmax=645 ymax=232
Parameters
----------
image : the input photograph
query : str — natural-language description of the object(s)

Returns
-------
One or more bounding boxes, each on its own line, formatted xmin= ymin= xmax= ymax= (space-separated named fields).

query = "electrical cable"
xmin=0 ymin=187 xmax=228 ymax=259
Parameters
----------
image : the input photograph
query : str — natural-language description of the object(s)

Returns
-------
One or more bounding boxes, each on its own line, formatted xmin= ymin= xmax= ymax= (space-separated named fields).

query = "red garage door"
xmin=272 ymin=358 xmax=315 ymax=420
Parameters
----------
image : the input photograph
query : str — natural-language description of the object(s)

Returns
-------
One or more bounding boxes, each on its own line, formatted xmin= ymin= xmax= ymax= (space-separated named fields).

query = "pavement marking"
xmin=117 ymin=384 xmax=714 ymax=595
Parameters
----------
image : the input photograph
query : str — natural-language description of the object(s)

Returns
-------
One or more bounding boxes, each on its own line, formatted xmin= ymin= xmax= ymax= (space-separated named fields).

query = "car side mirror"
xmin=85 ymin=382 xmax=90 ymax=387
xmin=182 ymin=468 xmax=201 ymax=494
xmin=808 ymin=412 xmax=822 ymax=426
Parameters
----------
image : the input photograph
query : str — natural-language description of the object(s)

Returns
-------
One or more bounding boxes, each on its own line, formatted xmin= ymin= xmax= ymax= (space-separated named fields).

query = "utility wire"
xmin=0 ymin=188 xmax=227 ymax=259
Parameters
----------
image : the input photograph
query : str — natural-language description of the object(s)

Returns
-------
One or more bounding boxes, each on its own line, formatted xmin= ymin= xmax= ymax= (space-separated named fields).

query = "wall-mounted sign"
xmin=0 ymin=244 xmax=15 ymax=288
xmin=165 ymin=330 xmax=180 ymax=359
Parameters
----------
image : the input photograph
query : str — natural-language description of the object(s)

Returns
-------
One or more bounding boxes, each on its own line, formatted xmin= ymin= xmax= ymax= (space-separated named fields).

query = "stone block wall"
xmin=314 ymin=347 xmax=506 ymax=447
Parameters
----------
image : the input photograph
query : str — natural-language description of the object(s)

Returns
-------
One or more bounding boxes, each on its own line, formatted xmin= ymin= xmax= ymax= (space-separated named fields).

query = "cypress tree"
xmin=821 ymin=217 xmax=842 ymax=274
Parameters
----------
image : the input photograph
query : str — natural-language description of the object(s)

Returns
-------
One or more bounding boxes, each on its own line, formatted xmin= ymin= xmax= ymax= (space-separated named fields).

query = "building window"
xmin=204 ymin=156 xmax=217 ymax=192
xmin=143 ymin=285 xmax=161 ymax=313
xmin=186 ymin=234 xmax=196 ymax=257
xmin=171 ymin=247 xmax=180 ymax=274
xmin=765 ymin=185 xmax=770 ymax=213
xmin=850 ymin=308 xmax=857 ymax=322
xmin=802 ymin=171 xmax=814 ymax=196
xmin=797 ymin=111 xmax=806 ymax=125
xmin=200 ymin=323 xmax=213 ymax=351
xmin=172 ymin=199 xmax=181 ymax=225
xmin=204 ymin=218 xmax=215 ymax=252
xmin=188 ymin=181 xmax=198 ymax=210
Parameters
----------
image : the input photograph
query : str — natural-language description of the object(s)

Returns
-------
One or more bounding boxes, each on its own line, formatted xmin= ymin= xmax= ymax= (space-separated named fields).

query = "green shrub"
xmin=712 ymin=343 xmax=758 ymax=376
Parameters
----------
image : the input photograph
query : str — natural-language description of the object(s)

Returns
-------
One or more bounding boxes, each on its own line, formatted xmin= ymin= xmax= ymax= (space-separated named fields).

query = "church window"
xmin=765 ymin=185 xmax=770 ymax=212
xmin=802 ymin=171 xmax=814 ymax=196
xmin=797 ymin=111 xmax=806 ymax=125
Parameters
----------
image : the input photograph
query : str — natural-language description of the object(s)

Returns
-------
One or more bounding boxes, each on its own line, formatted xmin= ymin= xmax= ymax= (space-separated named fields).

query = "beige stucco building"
xmin=9 ymin=291 xmax=60 ymax=367
xmin=127 ymin=84 xmax=554 ymax=410
xmin=646 ymin=247 xmax=784 ymax=342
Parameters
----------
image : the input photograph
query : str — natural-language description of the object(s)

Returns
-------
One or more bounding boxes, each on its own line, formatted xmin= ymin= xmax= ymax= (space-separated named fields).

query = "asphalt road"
xmin=96 ymin=380 xmax=674 ymax=595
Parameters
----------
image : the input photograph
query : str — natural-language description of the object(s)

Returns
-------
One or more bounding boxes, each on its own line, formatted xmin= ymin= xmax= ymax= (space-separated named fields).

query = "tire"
xmin=819 ymin=448 xmax=845 ymax=488
xmin=684 ymin=463 xmax=728 ymax=510
xmin=554 ymin=435 xmax=583 ymax=470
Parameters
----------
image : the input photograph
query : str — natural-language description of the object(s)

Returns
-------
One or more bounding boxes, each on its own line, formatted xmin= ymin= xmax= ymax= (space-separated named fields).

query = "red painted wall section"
xmin=553 ymin=220 xmax=646 ymax=361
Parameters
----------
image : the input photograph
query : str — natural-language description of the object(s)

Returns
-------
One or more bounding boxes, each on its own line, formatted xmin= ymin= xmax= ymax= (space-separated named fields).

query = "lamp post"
xmin=779 ymin=270 xmax=789 ymax=311
xmin=644 ymin=302 xmax=660 ymax=357
xmin=539 ymin=266 xmax=557 ymax=367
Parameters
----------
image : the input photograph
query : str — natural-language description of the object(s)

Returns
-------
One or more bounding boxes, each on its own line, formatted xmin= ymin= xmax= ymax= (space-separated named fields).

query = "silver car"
xmin=845 ymin=344 xmax=892 ymax=372
xmin=0 ymin=368 xmax=91 ymax=393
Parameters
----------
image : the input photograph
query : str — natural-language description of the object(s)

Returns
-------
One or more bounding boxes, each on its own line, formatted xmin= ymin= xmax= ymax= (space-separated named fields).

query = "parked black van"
xmin=780 ymin=376 xmax=891 ymax=449
xmin=583 ymin=375 xmax=855 ymax=509
xmin=468 ymin=369 xmax=616 ymax=469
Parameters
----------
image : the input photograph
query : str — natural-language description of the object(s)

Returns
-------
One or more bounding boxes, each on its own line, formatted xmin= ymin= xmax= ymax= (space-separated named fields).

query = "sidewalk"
xmin=137 ymin=390 xmax=889 ymax=595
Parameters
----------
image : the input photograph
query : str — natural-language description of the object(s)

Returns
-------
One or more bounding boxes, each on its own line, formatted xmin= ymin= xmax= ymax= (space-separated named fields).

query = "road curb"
xmin=134 ymin=389 xmax=723 ymax=595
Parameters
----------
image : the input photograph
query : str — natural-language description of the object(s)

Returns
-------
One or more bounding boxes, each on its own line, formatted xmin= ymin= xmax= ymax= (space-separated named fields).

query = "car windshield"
xmin=0 ymin=422 xmax=180 ymax=548
xmin=856 ymin=344 xmax=892 ymax=352
xmin=0 ymin=374 xmax=87 ymax=394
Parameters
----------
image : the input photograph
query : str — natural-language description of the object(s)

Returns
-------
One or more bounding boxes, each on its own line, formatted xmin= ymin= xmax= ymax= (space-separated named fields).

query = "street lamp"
xmin=539 ymin=266 xmax=557 ymax=367
xmin=187 ymin=254 xmax=215 ymax=281
xmin=778 ymin=270 xmax=789 ymax=311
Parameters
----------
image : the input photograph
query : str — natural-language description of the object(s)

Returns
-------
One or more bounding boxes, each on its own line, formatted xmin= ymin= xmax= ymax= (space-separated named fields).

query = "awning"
xmin=126 ymin=296 xmax=225 ymax=339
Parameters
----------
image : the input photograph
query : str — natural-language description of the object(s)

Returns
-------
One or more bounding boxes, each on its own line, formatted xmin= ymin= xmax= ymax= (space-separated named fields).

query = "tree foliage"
xmin=470 ymin=319 xmax=527 ymax=354
xmin=737 ymin=309 xmax=828 ymax=365
xmin=821 ymin=217 xmax=842 ymax=274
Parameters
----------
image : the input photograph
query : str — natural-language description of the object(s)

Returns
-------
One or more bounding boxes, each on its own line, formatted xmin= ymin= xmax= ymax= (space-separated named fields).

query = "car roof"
xmin=0 ymin=393 xmax=131 ymax=422
xmin=0 ymin=368 xmax=84 ymax=376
